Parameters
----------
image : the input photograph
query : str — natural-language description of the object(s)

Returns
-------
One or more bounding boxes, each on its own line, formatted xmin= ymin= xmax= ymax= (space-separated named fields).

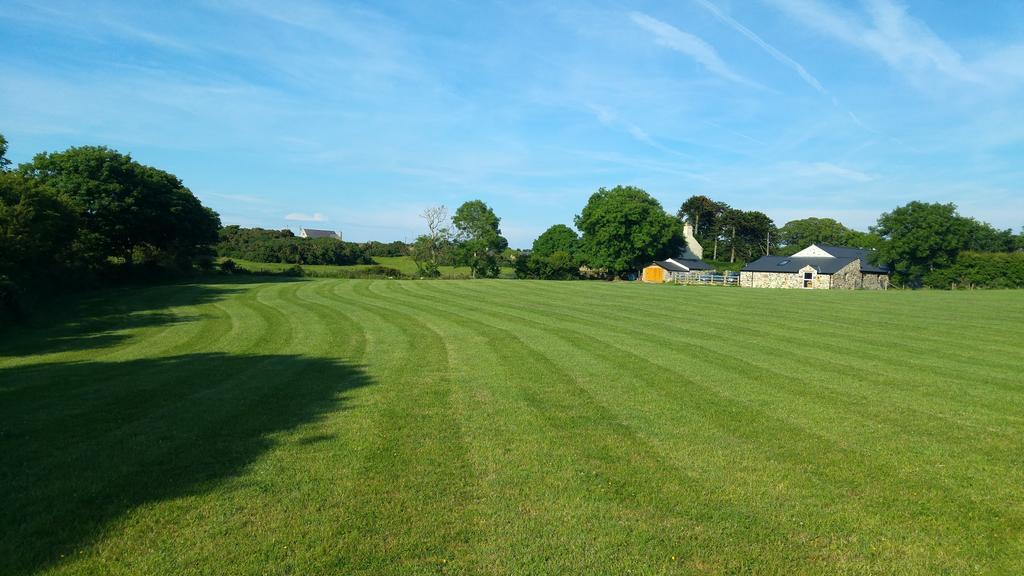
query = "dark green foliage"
xmin=453 ymin=200 xmax=508 ymax=278
xmin=923 ymin=252 xmax=1024 ymax=289
xmin=219 ymin=259 xmax=238 ymax=273
xmin=0 ymin=172 xmax=79 ymax=317
xmin=575 ymin=186 xmax=682 ymax=277
xmin=0 ymin=136 xmax=220 ymax=320
xmin=870 ymin=202 xmax=1013 ymax=286
xmin=961 ymin=219 xmax=1016 ymax=252
xmin=21 ymin=146 xmax=220 ymax=271
xmin=717 ymin=208 xmax=778 ymax=262
xmin=514 ymin=251 xmax=579 ymax=280
xmin=677 ymin=195 xmax=728 ymax=242
xmin=532 ymin=224 xmax=580 ymax=259
xmin=216 ymin=225 xmax=373 ymax=266
xmin=778 ymin=218 xmax=852 ymax=252
xmin=360 ymin=240 xmax=408 ymax=257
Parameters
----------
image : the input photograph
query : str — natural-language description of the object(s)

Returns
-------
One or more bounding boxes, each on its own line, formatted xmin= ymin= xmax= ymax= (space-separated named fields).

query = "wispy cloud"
xmin=765 ymin=0 xmax=980 ymax=83
xmin=285 ymin=212 xmax=328 ymax=222
xmin=692 ymin=0 xmax=826 ymax=94
xmin=792 ymin=161 xmax=875 ymax=182
xmin=584 ymin=102 xmax=700 ymax=162
xmin=629 ymin=12 xmax=755 ymax=87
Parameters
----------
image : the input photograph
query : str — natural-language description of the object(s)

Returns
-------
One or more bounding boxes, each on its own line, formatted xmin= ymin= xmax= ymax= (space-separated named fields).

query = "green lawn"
xmin=2 ymin=280 xmax=1023 ymax=575
xmin=224 ymin=256 xmax=516 ymax=279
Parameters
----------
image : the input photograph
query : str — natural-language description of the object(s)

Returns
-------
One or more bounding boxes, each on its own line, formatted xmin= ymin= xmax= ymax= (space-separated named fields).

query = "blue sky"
xmin=2 ymin=0 xmax=1023 ymax=247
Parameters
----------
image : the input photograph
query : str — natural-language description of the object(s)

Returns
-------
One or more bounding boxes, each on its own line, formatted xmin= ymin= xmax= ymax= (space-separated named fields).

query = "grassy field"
xmin=224 ymin=256 xmax=516 ymax=279
xmin=2 ymin=279 xmax=1023 ymax=575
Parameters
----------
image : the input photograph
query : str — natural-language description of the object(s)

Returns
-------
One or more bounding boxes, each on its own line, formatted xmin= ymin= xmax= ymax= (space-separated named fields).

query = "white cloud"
xmin=692 ymin=0 xmax=827 ymax=94
xmin=285 ymin=212 xmax=328 ymax=222
xmin=629 ymin=12 xmax=755 ymax=86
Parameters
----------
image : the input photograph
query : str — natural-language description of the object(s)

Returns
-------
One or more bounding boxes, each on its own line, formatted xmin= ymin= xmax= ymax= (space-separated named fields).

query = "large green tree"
xmin=872 ymin=202 xmax=971 ymax=286
xmin=716 ymin=208 xmax=778 ymax=262
xmin=452 ymin=200 xmax=507 ymax=278
xmin=21 ymin=146 xmax=220 ymax=269
xmin=677 ymin=195 xmax=727 ymax=241
xmin=575 ymin=186 xmax=682 ymax=276
xmin=532 ymin=224 xmax=579 ymax=259
xmin=777 ymin=217 xmax=856 ymax=253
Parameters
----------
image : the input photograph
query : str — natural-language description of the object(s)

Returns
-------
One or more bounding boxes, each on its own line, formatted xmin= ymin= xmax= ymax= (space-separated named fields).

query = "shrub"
xmin=923 ymin=252 xmax=1024 ymax=289
xmin=219 ymin=259 xmax=238 ymax=274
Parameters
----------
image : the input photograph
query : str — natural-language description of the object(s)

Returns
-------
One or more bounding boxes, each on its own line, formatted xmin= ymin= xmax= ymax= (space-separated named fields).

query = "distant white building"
xmin=680 ymin=221 xmax=703 ymax=260
xmin=299 ymin=228 xmax=342 ymax=241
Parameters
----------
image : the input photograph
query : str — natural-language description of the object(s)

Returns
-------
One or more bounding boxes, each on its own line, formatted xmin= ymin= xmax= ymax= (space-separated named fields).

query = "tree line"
xmin=416 ymin=187 xmax=1022 ymax=287
xmin=1 ymin=134 xmax=220 ymax=320
xmin=216 ymin=226 xmax=375 ymax=266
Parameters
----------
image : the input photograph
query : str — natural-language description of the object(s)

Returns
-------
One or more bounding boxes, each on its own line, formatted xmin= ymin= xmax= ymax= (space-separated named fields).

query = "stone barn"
xmin=740 ymin=244 xmax=890 ymax=290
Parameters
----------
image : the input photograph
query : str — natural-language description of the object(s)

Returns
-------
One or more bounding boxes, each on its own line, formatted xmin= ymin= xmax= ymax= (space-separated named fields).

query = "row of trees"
xmin=676 ymin=195 xmax=776 ymax=262
xmin=872 ymin=202 xmax=1022 ymax=287
xmin=216 ymin=226 xmax=374 ymax=266
xmin=1 ymin=134 xmax=221 ymax=319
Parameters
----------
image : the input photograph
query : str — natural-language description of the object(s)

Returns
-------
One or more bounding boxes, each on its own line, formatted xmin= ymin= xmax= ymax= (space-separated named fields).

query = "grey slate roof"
xmin=301 ymin=228 xmax=340 ymax=239
xmin=653 ymin=260 xmax=688 ymax=272
xmin=741 ymin=245 xmax=890 ymax=275
xmin=815 ymin=245 xmax=889 ymax=273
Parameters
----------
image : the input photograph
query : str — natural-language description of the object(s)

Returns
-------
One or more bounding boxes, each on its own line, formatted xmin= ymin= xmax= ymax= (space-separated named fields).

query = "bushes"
xmin=924 ymin=252 xmax=1024 ymax=289
xmin=361 ymin=241 xmax=408 ymax=258
xmin=216 ymin=226 xmax=374 ymax=266
xmin=515 ymin=251 xmax=579 ymax=280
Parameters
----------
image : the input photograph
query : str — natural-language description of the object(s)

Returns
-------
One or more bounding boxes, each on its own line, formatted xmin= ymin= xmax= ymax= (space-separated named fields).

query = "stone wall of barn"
xmin=740 ymin=271 xmax=807 ymax=289
xmin=828 ymin=259 xmax=863 ymax=289
xmin=862 ymin=273 xmax=890 ymax=290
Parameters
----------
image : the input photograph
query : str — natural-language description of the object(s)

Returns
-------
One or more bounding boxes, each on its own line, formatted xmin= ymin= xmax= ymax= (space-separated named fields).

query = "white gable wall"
xmin=682 ymin=223 xmax=704 ymax=260
xmin=791 ymin=244 xmax=833 ymax=258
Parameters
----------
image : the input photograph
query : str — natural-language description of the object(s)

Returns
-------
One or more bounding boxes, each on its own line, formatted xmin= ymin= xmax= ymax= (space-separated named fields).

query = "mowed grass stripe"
xmin=373 ymin=281 xmax=738 ymax=573
xmin=99 ymin=280 xmax=379 ymax=574
xmin=403 ymin=280 xmax=1024 ymax=565
xmin=2 ymin=279 xmax=1022 ymax=575
xmin=433 ymin=279 xmax=1024 ymax=525
xmin=450 ymin=280 xmax=1024 ymax=419
xmin=298 ymin=280 xmax=478 ymax=574
xmin=380 ymin=278 xmax=868 ymax=569
xmin=392 ymin=282 xmax=905 ymax=572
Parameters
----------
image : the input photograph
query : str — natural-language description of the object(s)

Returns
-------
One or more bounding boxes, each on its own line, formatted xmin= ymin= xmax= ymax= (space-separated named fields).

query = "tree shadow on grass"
xmin=0 ymin=277 xmax=305 ymax=358
xmin=0 ymin=352 xmax=371 ymax=575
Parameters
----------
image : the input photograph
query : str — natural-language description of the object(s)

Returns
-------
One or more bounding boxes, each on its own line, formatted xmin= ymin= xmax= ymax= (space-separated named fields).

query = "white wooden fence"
xmin=672 ymin=271 xmax=740 ymax=286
